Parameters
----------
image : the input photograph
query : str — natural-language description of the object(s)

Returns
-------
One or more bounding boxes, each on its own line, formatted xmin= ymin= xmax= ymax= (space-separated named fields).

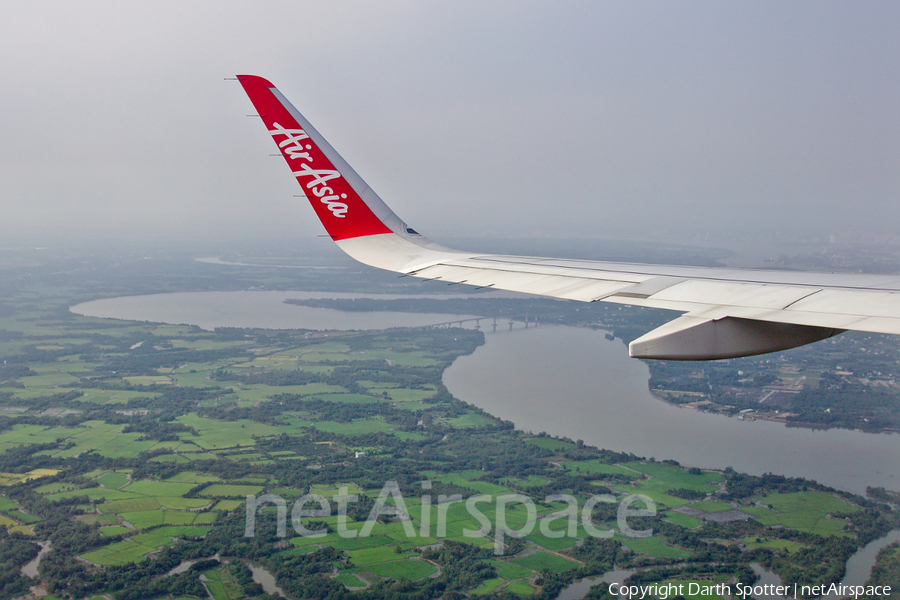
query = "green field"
xmin=380 ymin=388 xmax=437 ymax=403
xmin=561 ymin=461 xmax=639 ymax=478
xmin=0 ymin=514 xmax=18 ymax=528
xmin=524 ymin=520 xmax=598 ymax=552
xmin=612 ymin=462 xmax=724 ymax=508
xmin=472 ymin=578 xmax=506 ymax=595
xmin=122 ymin=480 xmax=196 ymax=497
xmin=97 ymin=471 xmax=130 ymax=489
xmin=347 ymin=546 xmax=417 ymax=566
xmin=335 ymin=570 xmax=368 ymax=588
xmin=162 ymin=512 xmax=197 ymax=525
xmin=198 ymin=484 xmax=265 ymax=498
xmin=504 ymin=580 xmax=536 ymax=595
xmin=366 ymin=558 xmax=438 ymax=581
xmin=82 ymin=525 xmax=215 ymax=565
xmin=0 ymin=497 xmax=20 ymax=512
xmin=81 ymin=540 xmax=156 ymax=565
xmin=0 ymin=421 xmax=177 ymax=459
xmin=313 ymin=418 xmax=395 ymax=435
xmin=165 ymin=470 xmax=220 ymax=484
xmin=99 ymin=497 xmax=161 ymax=514
xmin=753 ymin=491 xmax=856 ymax=535
xmin=158 ymin=497 xmax=213 ymax=510
xmin=78 ymin=513 xmax=119 ymax=526
xmin=119 ymin=510 xmax=164 ymax=529
xmin=212 ymin=500 xmax=244 ymax=511
xmin=512 ymin=551 xmax=580 ymax=573
xmin=34 ymin=482 xmax=79 ymax=494
xmin=491 ymin=560 xmax=534 ymax=580
xmin=625 ymin=462 xmax=723 ymax=489
xmin=444 ymin=413 xmax=495 ymax=428
xmin=133 ymin=526 xmax=212 ymax=548
xmin=204 ymin=565 xmax=244 ymax=600
xmin=176 ymin=413 xmax=295 ymax=449
xmin=431 ymin=473 xmax=515 ymax=496
xmin=20 ymin=371 xmax=80 ymax=387
xmin=665 ymin=511 xmax=704 ymax=529
xmin=314 ymin=534 xmax=393 ymax=552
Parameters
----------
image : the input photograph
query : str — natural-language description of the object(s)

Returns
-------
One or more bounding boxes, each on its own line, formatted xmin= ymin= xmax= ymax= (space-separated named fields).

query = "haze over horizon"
xmin=2 ymin=2 xmax=898 ymax=248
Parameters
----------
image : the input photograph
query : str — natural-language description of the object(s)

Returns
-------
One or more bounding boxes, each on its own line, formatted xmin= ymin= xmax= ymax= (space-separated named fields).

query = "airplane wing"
xmin=237 ymin=75 xmax=900 ymax=360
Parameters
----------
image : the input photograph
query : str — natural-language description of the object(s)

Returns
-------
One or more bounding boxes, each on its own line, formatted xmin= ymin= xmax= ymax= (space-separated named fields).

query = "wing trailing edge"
xmin=237 ymin=75 xmax=900 ymax=360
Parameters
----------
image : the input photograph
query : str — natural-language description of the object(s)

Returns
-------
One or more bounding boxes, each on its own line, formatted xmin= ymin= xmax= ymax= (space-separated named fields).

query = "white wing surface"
xmin=238 ymin=75 xmax=900 ymax=360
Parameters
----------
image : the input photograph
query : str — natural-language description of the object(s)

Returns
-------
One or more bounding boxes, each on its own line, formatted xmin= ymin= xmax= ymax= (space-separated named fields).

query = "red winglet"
xmin=237 ymin=75 xmax=392 ymax=240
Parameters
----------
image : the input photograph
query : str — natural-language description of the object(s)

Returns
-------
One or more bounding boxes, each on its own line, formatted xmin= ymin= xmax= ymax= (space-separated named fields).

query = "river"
xmin=71 ymin=291 xmax=479 ymax=331
xmin=71 ymin=290 xmax=900 ymax=494
xmin=444 ymin=324 xmax=900 ymax=496
xmin=558 ymin=529 xmax=900 ymax=600
xmin=737 ymin=530 xmax=900 ymax=599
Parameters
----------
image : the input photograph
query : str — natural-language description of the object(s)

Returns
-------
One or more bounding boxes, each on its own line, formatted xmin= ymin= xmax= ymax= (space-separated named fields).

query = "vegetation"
xmin=0 ymin=243 xmax=897 ymax=598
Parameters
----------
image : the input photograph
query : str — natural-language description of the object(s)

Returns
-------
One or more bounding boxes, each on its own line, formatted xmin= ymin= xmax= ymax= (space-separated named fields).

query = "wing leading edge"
xmin=237 ymin=75 xmax=900 ymax=360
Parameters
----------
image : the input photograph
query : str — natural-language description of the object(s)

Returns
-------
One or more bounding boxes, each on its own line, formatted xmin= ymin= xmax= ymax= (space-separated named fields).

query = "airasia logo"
xmin=269 ymin=122 xmax=348 ymax=218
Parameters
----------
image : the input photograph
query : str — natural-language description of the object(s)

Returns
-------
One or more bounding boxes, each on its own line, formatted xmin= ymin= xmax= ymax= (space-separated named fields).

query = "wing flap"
xmin=457 ymin=257 xmax=650 ymax=283
xmin=646 ymin=280 xmax=821 ymax=310
xmin=786 ymin=289 xmax=900 ymax=319
xmin=409 ymin=262 xmax=637 ymax=300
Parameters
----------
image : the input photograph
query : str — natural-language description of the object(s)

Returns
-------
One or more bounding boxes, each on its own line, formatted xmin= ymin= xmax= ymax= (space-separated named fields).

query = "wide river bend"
xmin=72 ymin=291 xmax=900 ymax=495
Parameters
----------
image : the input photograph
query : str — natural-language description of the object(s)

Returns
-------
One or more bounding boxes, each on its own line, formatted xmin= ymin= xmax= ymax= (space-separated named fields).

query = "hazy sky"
xmin=1 ymin=2 xmax=898 ymax=246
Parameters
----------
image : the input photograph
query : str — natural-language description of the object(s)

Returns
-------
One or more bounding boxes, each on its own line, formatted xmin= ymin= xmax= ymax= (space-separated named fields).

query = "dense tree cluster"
xmin=722 ymin=469 xmax=822 ymax=500
xmin=0 ymin=528 xmax=40 ymax=598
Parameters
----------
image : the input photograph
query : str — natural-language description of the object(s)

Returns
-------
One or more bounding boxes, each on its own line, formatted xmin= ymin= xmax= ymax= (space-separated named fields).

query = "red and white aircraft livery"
xmin=238 ymin=75 xmax=900 ymax=361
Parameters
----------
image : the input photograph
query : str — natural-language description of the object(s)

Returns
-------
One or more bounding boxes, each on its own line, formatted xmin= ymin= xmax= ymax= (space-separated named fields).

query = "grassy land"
xmin=753 ymin=491 xmax=856 ymax=535
xmin=623 ymin=536 xmax=694 ymax=558
xmin=204 ymin=565 xmax=244 ymax=600
xmin=664 ymin=511 xmax=704 ymax=529
xmin=511 ymin=551 xmax=581 ymax=573
xmin=366 ymin=558 xmax=438 ymax=581
xmin=0 ymin=249 xmax=891 ymax=599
